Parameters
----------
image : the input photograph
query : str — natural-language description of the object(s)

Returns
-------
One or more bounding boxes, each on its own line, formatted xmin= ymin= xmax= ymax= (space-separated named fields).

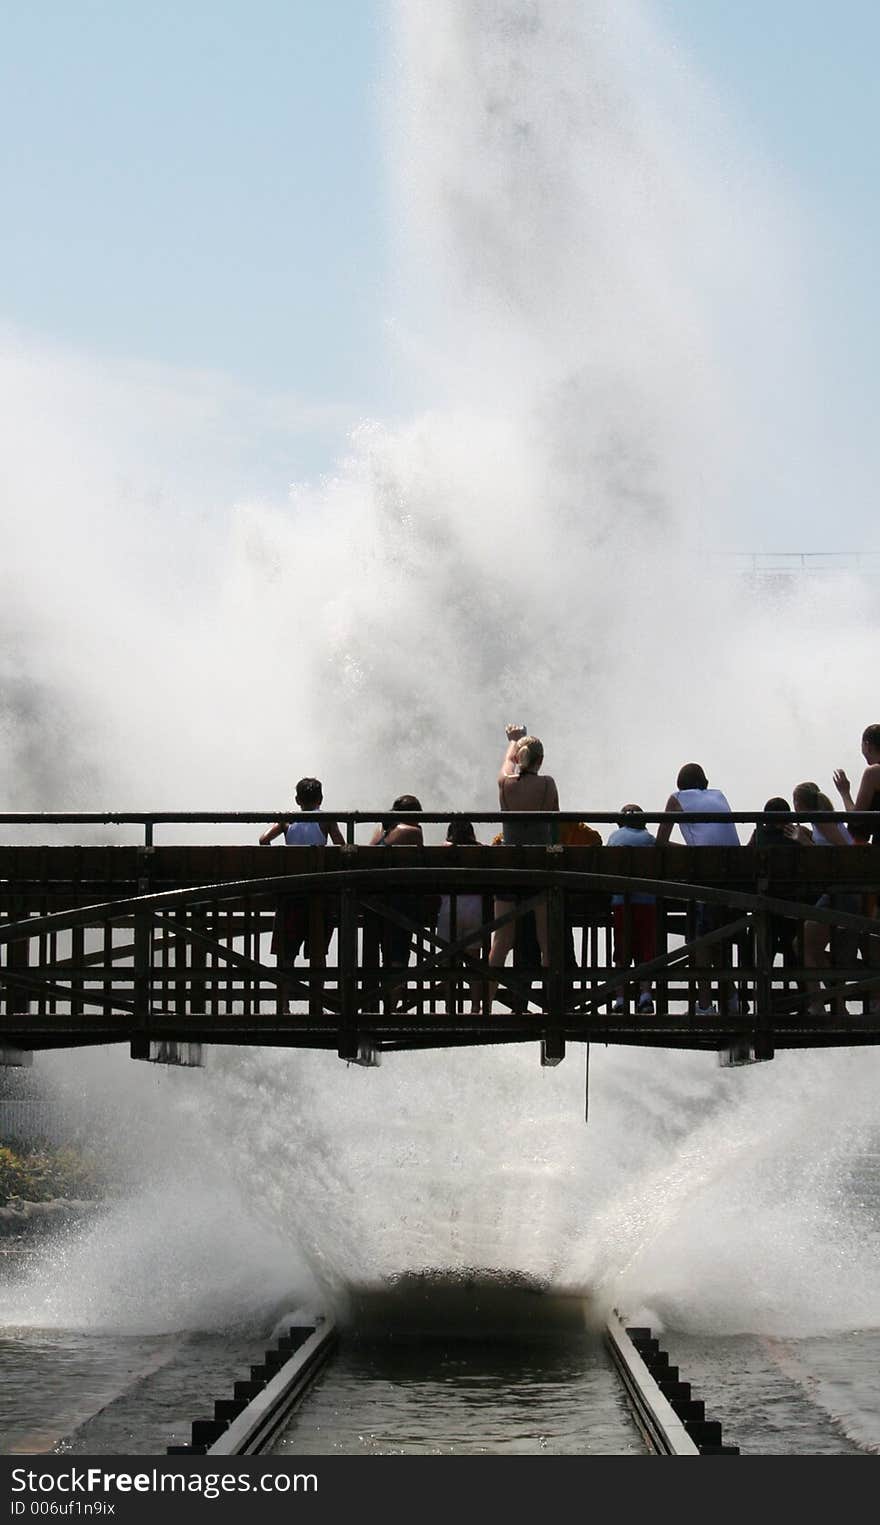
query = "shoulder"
xmin=391 ymin=824 xmax=422 ymax=845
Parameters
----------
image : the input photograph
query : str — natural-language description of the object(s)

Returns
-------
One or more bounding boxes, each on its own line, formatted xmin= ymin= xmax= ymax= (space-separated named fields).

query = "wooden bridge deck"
xmin=2 ymin=842 xmax=879 ymax=1066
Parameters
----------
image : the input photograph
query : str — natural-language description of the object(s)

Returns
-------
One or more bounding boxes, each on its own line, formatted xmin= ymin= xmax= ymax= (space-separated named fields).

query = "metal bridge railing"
xmin=0 ymin=809 xmax=876 ymax=847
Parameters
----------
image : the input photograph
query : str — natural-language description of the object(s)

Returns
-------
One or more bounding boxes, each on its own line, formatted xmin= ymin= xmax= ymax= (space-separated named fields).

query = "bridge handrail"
xmin=0 ymin=809 xmax=877 ymax=847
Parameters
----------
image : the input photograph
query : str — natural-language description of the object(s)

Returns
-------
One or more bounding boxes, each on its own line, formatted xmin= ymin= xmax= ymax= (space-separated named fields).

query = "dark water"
xmin=1 ymin=1312 xmax=877 ymax=1456
xmin=0 ymin=1327 xmax=269 ymax=1456
xmin=273 ymin=1337 xmax=643 ymax=1455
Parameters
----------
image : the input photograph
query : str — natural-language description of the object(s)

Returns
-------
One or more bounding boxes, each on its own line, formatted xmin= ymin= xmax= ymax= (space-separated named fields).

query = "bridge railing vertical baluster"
xmin=548 ymin=884 xmax=565 ymax=1024
xmin=243 ymin=894 xmax=253 ymax=1020
xmin=39 ymin=899 xmax=48 ymax=1021
xmin=361 ymin=894 xmax=380 ymax=1020
xmin=656 ymin=895 xmax=667 ymax=1017
xmin=189 ymin=905 xmax=208 ymax=1018
xmin=754 ymin=904 xmax=774 ymax=1060
xmin=449 ymin=889 xmax=458 ymax=1018
xmin=590 ymin=898 xmax=601 ymax=1023
xmin=71 ymin=923 xmax=84 ymax=1024
xmin=4 ymin=912 xmax=29 ymax=1023
xmin=416 ymin=896 xmax=425 ymax=1023
xmin=309 ymin=892 xmax=326 ymax=1019
xmin=337 ymin=887 xmax=357 ymax=1059
xmin=686 ymin=896 xmax=696 ymax=1019
xmin=131 ymin=907 xmax=151 ymax=1058
xmin=621 ymin=889 xmax=631 ymax=1013
xmin=103 ymin=920 xmax=112 ymax=1021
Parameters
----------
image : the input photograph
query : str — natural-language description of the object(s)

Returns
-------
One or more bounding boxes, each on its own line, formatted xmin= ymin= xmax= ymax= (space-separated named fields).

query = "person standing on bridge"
xmin=787 ymin=781 xmax=859 ymax=1017
xmin=368 ymin=795 xmax=426 ymax=1011
xmin=259 ymin=777 xmax=345 ymax=849
xmin=259 ymin=777 xmax=345 ymax=1008
xmin=437 ymin=819 xmax=487 ymax=1014
xmin=486 ymin=724 xmax=559 ymax=1013
xmin=833 ymin=724 xmax=880 ymax=844
xmin=656 ymin=763 xmax=741 ymax=1017
xmin=832 ymin=724 xmax=880 ymax=1015
xmin=606 ymin=804 xmax=657 ymax=1016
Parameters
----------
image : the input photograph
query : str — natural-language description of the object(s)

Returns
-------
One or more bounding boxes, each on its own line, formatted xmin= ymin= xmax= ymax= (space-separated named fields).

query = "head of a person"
xmin=763 ymin=796 xmax=791 ymax=815
xmin=676 ymin=763 xmax=708 ymax=791
xmin=446 ymin=818 xmax=477 ymax=846
xmin=295 ymin=776 xmax=323 ymax=810
xmin=862 ymin=724 xmax=880 ymax=763
xmin=382 ymin=793 xmax=423 ymax=832
xmin=617 ymin=802 xmax=647 ymax=830
xmin=793 ymin=781 xmax=832 ymax=815
xmin=515 ymin=736 xmax=544 ymax=773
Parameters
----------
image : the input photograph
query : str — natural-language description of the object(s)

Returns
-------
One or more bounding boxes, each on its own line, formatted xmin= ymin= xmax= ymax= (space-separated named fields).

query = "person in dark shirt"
xmin=833 ymin=724 xmax=880 ymax=1014
xmin=749 ymin=797 xmax=797 ymax=970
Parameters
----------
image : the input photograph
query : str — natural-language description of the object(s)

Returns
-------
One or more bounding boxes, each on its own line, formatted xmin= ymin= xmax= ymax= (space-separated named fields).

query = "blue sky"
xmin=1 ymin=1 xmax=387 ymax=401
xmin=1 ymin=1 xmax=877 ymax=539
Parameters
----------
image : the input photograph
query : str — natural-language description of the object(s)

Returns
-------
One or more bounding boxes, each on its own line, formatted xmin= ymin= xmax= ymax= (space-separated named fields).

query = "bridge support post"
xmin=541 ymin=1032 xmax=565 ymax=1067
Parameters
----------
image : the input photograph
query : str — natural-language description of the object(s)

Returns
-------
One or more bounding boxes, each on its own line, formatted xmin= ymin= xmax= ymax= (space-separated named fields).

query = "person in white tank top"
xmin=656 ymin=763 xmax=741 ymax=1015
xmin=655 ymin=765 xmax=741 ymax=848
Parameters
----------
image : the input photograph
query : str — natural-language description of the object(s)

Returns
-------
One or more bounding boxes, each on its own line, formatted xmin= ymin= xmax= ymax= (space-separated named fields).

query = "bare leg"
xmin=803 ymin=920 xmax=829 ymax=1014
xmin=533 ymin=901 xmax=550 ymax=966
xmin=485 ymin=906 xmax=517 ymax=1015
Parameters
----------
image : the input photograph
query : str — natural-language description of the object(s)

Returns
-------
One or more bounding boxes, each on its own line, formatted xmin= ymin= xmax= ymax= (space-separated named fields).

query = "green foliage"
xmin=0 ymin=1143 xmax=104 ymax=1204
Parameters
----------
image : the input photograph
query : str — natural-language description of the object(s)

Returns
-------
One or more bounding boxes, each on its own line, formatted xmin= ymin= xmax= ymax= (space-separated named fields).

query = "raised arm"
xmin=832 ymin=768 xmax=855 ymax=813
xmin=842 ymin=762 xmax=880 ymax=842
xmin=498 ymin=723 xmax=527 ymax=785
xmin=654 ymin=794 xmax=681 ymax=846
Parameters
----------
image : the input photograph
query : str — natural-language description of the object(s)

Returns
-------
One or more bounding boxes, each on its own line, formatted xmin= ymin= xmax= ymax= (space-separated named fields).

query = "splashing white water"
xmin=1 ymin=0 xmax=878 ymax=1337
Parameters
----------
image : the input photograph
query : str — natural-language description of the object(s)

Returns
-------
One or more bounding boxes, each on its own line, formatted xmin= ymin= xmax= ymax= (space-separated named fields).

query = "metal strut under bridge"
xmin=1 ymin=811 xmax=879 ymax=1078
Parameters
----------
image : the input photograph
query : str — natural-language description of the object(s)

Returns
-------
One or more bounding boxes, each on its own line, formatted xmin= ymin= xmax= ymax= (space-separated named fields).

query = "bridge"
xmin=1 ymin=812 xmax=878 ymax=1082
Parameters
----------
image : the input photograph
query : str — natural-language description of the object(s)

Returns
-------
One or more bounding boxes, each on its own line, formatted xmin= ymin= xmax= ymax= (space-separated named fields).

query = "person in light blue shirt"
xmin=259 ymin=777 xmax=345 ymax=1000
xmin=606 ymin=804 xmax=657 ymax=1016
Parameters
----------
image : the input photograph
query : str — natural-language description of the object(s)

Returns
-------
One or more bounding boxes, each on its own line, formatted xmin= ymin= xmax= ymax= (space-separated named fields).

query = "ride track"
xmin=170 ymin=1307 xmax=736 ymax=1457
xmin=2 ymin=811 xmax=879 ymax=1073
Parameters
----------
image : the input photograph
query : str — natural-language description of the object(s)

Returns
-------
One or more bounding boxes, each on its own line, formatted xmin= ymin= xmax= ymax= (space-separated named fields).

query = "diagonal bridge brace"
xmin=356 ymin=892 xmax=543 ymax=1012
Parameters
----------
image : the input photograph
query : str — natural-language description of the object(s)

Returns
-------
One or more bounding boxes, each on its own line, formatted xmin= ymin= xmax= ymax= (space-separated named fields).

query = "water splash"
xmin=1 ymin=1 xmax=878 ymax=1337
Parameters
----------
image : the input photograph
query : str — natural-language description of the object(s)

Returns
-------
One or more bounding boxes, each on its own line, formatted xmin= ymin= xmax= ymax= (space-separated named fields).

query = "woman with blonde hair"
xmin=485 ymin=723 xmax=559 ymax=1011
xmin=787 ymin=781 xmax=856 ymax=1015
